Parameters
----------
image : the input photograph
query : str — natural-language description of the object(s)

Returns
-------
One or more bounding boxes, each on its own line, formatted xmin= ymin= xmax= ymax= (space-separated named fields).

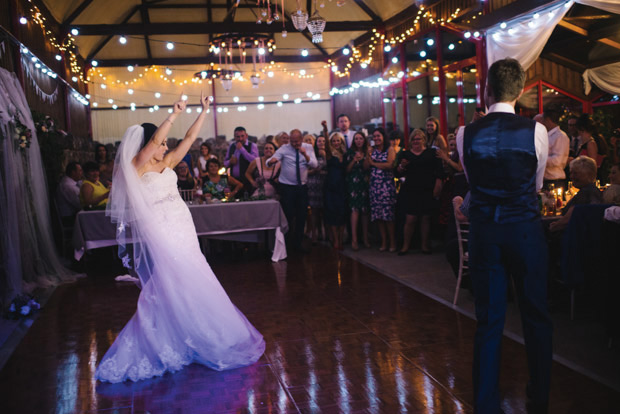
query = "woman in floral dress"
xmin=345 ymin=131 xmax=370 ymax=250
xmin=367 ymin=128 xmax=396 ymax=252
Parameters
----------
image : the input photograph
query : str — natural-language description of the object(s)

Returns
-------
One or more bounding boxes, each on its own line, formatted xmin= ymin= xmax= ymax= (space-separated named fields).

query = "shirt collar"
xmin=488 ymin=102 xmax=516 ymax=114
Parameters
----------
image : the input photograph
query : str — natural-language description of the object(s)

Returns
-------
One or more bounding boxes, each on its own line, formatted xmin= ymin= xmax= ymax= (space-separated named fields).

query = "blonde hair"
xmin=303 ymin=134 xmax=316 ymax=146
xmin=570 ymin=155 xmax=597 ymax=182
xmin=327 ymin=132 xmax=345 ymax=158
xmin=408 ymin=128 xmax=428 ymax=147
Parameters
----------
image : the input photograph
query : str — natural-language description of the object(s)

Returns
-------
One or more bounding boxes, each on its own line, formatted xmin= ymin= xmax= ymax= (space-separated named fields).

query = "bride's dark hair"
xmin=140 ymin=123 xmax=158 ymax=150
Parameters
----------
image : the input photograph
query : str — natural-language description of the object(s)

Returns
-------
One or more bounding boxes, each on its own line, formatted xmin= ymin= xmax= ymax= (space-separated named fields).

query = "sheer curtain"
xmin=487 ymin=0 xmax=620 ymax=95
xmin=0 ymin=68 xmax=79 ymax=305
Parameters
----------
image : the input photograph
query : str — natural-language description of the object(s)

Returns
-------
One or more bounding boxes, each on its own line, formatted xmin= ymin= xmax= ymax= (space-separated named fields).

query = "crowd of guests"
xmin=55 ymin=109 xmax=620 ymax=256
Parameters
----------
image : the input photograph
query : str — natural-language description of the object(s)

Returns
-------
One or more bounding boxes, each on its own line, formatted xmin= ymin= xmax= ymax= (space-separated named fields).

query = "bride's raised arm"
xmin=165 ymin=91 xmax=210 ymax=168
xmin=133 ymin=96 xmax=186 ymax=170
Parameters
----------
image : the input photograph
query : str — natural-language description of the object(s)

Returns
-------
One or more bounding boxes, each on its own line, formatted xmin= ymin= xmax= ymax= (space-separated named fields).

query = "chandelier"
xmin=291 ymin=0 xmax=308 ymax=31
xmin=307 ymin=10 xmax=326 ymax=43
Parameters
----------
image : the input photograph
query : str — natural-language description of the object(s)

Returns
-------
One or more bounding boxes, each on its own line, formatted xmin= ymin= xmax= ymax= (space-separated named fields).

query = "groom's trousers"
xmin=469 ymin=219 xmax=553 ymax=414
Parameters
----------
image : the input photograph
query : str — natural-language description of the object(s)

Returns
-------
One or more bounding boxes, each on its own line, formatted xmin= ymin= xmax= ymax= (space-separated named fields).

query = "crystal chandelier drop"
xmin=307 ymin=9 xmax=326 ymax=43
xmin=291 ymin=0 xmax=308 ymax=31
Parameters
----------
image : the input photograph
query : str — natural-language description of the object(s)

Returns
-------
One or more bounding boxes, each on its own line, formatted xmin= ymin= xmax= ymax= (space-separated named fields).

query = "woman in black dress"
xmin=395 ymin=129 xmax=444 ymax=255
xmin=324 ymin=132 xmax=347 ymax=250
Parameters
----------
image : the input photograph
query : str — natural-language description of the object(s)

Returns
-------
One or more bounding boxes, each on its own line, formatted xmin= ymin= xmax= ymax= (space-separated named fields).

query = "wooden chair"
xmin=178 ymin=189 xmax=194 ymax=202
xmin=452 ymin=196 xmax=469 ymax=306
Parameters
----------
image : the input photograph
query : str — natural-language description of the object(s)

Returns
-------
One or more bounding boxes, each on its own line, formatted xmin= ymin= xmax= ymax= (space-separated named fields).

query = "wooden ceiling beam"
xmin=541 ymin=52 xmax=586 ymax=73
xmin=94 ymin=55 xmax=326 ymax=67
xmin=62 ymin=0 xmax=95 ymax=26
xmin=140 ymin=1 xmax=153 ymax=60
xmin=353 ymin=0 xmax=382 ymax=23
xmin=73 ymin=21 xmax=378 ymax=36
xmin=86 ymin=6 xmax=141 ymax=62
xmin=556 ymin=19 xmax=620 ymax=52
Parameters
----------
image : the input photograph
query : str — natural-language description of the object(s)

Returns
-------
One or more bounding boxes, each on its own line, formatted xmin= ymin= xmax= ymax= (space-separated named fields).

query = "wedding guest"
xmin=196 ymin=142 xmax=216 ymax=179
xmin=457 ymin=58 xmax=551 ymax=413
xmin=95 ymin=144 xmax=113 ymax=187
xmin=345 ymin=131 xmax=371 ymax=250
xmin=550 ymin=156 xmax=603 ymax=232
xmin=425 ymin=116 xmax=448 ymax=152
xmin=324 ymin=132 xmax=347 ymax=250
xmin=224 ymin=126 xmax=259 ymax=193
xmin=337 ymin=114 xmax=354 ymax=149
xmin=267 ymin=129 xmax=318 ymax=252
xmin=395 ymin=129 xmax=444 ymax=255
xmin=56 ymin=162 xmax=83 ymax=224
xmin=175 ymin=161 xmax=197 ymax=191
xmin=307 ymin=130 xmax=328 ymax=244
xmin=202 ymin=158 xmax=243 ymax=201
xmin=245 ymin=141 xmax=280 ymax=199
xmin=303 ymin=134 xmax=316 ymax=147
xmin=575 ymin=114 xmax=603 ymax=168
xmin=80 ymin=161 xmax=109 ymax=210
xmin=534 ymin=107 xmax=570 ymax=190
xmin=274 ymin=131 xmax=290 ymax=147
xmin=603 ymin=163 xmax=620 ymax=204
xmin=367 ymin=128 xmax=397 ymax=252
xmin=389 ymin=130 xmax=403 ymax=156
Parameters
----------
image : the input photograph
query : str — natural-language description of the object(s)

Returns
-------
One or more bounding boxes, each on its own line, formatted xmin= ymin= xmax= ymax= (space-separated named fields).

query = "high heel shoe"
xmin=379 ymin=246 xmax=387 ymax=252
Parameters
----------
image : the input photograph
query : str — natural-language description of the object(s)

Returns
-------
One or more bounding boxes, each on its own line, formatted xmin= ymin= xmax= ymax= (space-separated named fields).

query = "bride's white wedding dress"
xmin=96 ymin=167 xmax=265 ymax=383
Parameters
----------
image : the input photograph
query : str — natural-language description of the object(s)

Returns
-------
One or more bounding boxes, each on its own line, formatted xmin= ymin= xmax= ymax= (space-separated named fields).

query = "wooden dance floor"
xmin=0 ymin=246 xmax=617 ymax=413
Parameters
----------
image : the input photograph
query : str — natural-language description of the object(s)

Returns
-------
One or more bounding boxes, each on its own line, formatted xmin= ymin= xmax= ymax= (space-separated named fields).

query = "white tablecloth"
xmin=73 ymin=200 xmax=288 ymax=261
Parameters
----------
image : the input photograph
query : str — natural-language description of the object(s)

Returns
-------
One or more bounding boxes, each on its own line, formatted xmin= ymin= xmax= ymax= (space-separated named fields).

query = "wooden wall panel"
xmin=333 ymin=84 xmax=382 ymax=129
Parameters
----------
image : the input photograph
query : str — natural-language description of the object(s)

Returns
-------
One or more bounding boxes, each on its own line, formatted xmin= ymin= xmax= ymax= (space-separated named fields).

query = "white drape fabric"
xmin=486 ymin=0 xmax=620 ymax=95
xmin=0 ymin=68 xmax=79 ymax=304
xmin=486 ymin=1 xmax=571 ymax=70
xmin=583 ymin=62 xmax=620 ymax=95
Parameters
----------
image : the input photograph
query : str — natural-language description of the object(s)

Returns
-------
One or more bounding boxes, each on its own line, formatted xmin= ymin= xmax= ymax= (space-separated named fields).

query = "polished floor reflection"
xmin=0 ymin=246 xmax=618 ymax=413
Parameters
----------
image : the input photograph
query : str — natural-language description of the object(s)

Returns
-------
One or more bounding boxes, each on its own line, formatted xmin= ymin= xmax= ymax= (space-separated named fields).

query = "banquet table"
xmin=73 ymin=199 xmax=288 ymax=262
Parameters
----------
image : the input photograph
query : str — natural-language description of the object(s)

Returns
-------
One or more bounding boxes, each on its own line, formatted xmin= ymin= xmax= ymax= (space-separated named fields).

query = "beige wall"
xmin=89 ymin=62 xmax=332 ymax=144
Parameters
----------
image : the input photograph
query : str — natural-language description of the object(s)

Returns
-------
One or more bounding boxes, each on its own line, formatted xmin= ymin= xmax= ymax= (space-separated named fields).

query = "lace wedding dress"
xmin=96 ymin=167 xmax=265 ymax=383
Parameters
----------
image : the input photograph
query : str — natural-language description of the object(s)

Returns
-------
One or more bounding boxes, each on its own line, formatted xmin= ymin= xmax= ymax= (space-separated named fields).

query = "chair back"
xmin=178 ymin=189 xmax=194 ymax=202
xmin=452 ymin=196 xmax=470 ymax=305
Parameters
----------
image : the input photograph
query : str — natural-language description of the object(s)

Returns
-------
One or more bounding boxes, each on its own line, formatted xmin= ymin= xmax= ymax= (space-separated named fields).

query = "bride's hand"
xmin=173 ymin=95 xmax=187 ymax=114
xmin=200 ymin=91 xmax=210 ymax=112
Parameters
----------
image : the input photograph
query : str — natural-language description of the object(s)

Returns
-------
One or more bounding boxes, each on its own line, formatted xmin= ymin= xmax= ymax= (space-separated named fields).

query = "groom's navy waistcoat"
xmin=463 ymin=112 xmax=539 ymax=224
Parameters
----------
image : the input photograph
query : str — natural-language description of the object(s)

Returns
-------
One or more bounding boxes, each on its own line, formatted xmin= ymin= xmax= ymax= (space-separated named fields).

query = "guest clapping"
xmin=367 ymin=128 xmax=397 ymax=252
xmin=80 ymin=161 xmax=110 ymax=210
xmin=345 ymin=131 xmax=371 ymax=250
xmin=245 ymin=141 xmax=280 ymax=198
xmin=324 ymin=132 xmax=347 ymax=250
xmin=395 ymin=129 xmax=444 ymax=255
xmin=202 ymin=158 xmax=243 ymax=201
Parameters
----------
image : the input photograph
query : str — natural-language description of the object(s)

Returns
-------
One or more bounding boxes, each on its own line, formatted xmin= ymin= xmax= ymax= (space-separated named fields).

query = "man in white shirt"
xmin=56 ymin=162 xmax=83 ymax=224
xmin=268 ymin=129 xmax=318 ymax=252
xmin=457 ymin=58 xmax=551 ymax=414
xmin=534 ymin=107 xmax=569 ymax=190
xmin=337 ymin=114 xmax=354 ymax=150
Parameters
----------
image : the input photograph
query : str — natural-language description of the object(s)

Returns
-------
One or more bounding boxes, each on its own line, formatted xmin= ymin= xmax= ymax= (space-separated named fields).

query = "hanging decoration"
xmin=281 ymin=0 xmax=288 ymax=37
xmin=20 ymin=56 xmax=60 ymax=104
xmin=11 ymin=111 xmax=33 ymax=151
xmin=307 ymin=0 xmax=326 ymax=43
xmin=207 ymin=34 xmax=273 ymax=91
xmin=291 ymin=0 xmax=309 ymax=31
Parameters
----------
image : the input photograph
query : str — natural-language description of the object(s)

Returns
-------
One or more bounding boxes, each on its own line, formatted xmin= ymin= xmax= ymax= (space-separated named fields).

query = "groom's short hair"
xmin=487 ymin=58 xmax=525 ymax=103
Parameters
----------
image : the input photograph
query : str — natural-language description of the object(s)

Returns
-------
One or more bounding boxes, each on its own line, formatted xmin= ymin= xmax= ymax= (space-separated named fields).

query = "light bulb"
xmin=166 ymin=42 xmax=174 ymax=50
xmin=119 ymin=36 xmax=127 ymax=44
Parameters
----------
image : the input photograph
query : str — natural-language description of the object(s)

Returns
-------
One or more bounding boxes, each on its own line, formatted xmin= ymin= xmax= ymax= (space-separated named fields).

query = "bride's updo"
xmin=140 ymin=123 xmax=158 ymax=149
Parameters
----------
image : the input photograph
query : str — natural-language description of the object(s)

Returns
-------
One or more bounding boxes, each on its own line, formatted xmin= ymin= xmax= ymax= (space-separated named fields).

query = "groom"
xmin=457 ymin=58 xmax=552 ymax=414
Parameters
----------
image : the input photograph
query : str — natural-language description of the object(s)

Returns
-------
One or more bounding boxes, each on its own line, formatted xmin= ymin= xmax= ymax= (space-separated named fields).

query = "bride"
xmin=96 ymin=93 xmax=265 ymax=383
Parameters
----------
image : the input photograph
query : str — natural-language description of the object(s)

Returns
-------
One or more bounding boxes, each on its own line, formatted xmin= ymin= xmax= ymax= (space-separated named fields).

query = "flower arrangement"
xmin=4 ymin=294 xmax=41 ymax=319
xmin=13 ymin=112 xmax=32 ymax=151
